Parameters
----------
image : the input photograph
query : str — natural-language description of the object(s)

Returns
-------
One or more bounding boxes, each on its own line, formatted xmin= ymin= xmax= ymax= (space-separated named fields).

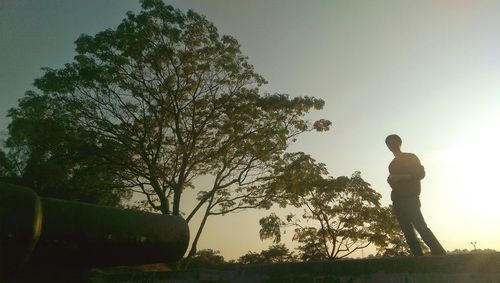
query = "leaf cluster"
xmin=1 ymin=91 xmax=129 ymax=206
xmin=238 ymin=244 xmax=296 ymax=264
xmin=178 ymin=248 xmax=227 ymax=269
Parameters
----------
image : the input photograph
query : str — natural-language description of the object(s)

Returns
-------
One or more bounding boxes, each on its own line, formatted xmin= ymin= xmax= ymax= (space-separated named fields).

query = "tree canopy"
xmin=260 ymin=171 xmax=399 ymax=260
xmin=5 ymin=0 xmax=331 ymax=257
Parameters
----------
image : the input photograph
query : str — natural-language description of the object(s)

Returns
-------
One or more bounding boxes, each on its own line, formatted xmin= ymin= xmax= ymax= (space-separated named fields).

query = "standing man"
xmin=385 ymin=134 xmax=446 ymax=256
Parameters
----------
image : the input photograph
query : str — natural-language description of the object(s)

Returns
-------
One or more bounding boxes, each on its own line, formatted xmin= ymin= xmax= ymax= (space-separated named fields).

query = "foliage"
xmin=371 ymin=205 xmax=431 ymax=257
xmin=25 ymin=0 xmax=330 ymax=257
xmin=238 ymin=244 xmax=296 ymax=264
xmin=179 ymin=249 xmax=227 ymax=269
xmin=260 ymin=171 xmax=399 ymax=260
xmin=370 ymin=206 xmax=410 ymax=257
xmin=0 ymin=150 xmax=12 ymax=178
xmin=448 ymin=248 xmax=498 ymax=255
xmin=0 ymin=91 xmax=130 ymax=206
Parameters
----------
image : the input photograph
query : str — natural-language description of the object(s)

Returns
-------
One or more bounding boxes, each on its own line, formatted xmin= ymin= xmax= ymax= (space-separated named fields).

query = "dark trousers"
xmin=393 ymin=197 xmax=446 ymax=256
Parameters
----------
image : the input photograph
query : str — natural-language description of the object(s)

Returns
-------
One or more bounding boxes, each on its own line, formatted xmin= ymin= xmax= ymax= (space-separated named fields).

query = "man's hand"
xmin=387 ymin=174 xmax=411 ymax=184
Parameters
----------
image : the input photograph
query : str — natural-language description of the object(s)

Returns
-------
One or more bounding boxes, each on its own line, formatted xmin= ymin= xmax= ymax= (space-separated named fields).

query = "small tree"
xmin=238 ymin=244 xmax=296 ymax=264
xmin=260 ymin=172 xmax=395 ymax=260
xmin=179 ymin=249 xmax=226 ymax=269
xmin=237 ymin=251 xmax=262 ymax=265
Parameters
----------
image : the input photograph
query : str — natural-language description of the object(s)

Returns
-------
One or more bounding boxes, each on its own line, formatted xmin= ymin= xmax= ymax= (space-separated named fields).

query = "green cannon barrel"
xmin=0 ymin=182 xmax=189 ymax=273
xmin=0 ymin=183 xmax=42 ymax=276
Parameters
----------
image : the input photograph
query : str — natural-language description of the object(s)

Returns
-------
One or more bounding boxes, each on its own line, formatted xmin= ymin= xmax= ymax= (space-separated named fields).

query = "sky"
xmin=1 ymin=0 xmax=500 ymax=260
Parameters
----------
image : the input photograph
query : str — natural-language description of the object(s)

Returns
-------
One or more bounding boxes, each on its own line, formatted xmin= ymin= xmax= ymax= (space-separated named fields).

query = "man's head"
xmin=385 ymin=134 xmax=402 ymax=152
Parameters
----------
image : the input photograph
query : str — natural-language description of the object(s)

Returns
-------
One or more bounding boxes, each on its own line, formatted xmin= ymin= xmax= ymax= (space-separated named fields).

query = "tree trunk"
xmin=186 ymin=189 xmax=216 ymax=223
xmin=186 ymin=194 xmax=214 ymax=259
xmin=172 ymin=185 xmax=182 ymax=216
xmin=150 ymin=178 xmax=169 ymax=214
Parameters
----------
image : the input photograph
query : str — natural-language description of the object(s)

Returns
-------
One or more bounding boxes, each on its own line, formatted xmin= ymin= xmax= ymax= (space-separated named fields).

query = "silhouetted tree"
xmin=0 ymin=91 xmax=130 ymax=206
xmin=179 ymin=249 xmax=226 ymax=269
xmin=448 ymin=248 xmax=497 ymax=255
xmin=29 ymin=0 xmax=330 ymax=257
xmin=237 ymin=251 xmax=261 ymax=264
xmin=448 ymin=249 xmax=470 ymax=255
xmin=260 ymin=171 xmax=399 ymax=260
xmin=238 ymin=244 xmax=296 ymax=264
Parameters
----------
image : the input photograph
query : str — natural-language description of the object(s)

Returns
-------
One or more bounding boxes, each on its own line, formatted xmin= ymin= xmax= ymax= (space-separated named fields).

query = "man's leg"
xmin=408 ymin=198 xmax=446 ymax=255
xmin=393 ymin=201 xmax=423 ymax=256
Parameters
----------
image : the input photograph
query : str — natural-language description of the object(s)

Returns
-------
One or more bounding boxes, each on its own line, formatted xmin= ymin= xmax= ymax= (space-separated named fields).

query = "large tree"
xmin=260 ymin=171 xmax=396 ymax=260
xmin=31 ymin=0 xmax=330 ymax=257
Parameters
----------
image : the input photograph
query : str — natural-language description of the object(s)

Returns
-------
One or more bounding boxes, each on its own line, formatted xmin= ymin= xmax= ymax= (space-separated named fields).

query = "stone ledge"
xmin=92 ymin=253 xmax=500 ymax=283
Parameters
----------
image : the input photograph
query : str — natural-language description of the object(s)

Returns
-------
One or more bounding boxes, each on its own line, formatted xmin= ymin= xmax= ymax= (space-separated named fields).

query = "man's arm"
xmin=411 ymin=154 xmax=425 ymax=180
xmin=387 ymin=173 xmax=411 ymax=184
xmin=387 ymin=154 xmax=425 ymax=184
xmin=413 ymin=164 xmax=425 ymax=180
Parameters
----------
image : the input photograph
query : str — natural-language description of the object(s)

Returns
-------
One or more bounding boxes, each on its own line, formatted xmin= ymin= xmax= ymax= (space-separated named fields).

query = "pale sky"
xmin=1 ymin=1 xmax=500 ymax=260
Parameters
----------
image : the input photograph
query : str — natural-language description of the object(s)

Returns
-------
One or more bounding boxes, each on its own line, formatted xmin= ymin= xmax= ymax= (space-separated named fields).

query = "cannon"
xmin=0 ymin=182 xmax=189 ymax=280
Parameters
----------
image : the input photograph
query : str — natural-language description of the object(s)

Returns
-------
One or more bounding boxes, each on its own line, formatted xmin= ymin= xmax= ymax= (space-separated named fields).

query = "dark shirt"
xmin=388 ymin=152 xmax=425 ymax=201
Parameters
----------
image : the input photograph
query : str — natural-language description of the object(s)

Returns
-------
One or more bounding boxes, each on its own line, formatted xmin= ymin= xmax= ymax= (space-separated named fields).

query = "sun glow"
xmin=439 ymin=116 xmax=500 ymax=235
